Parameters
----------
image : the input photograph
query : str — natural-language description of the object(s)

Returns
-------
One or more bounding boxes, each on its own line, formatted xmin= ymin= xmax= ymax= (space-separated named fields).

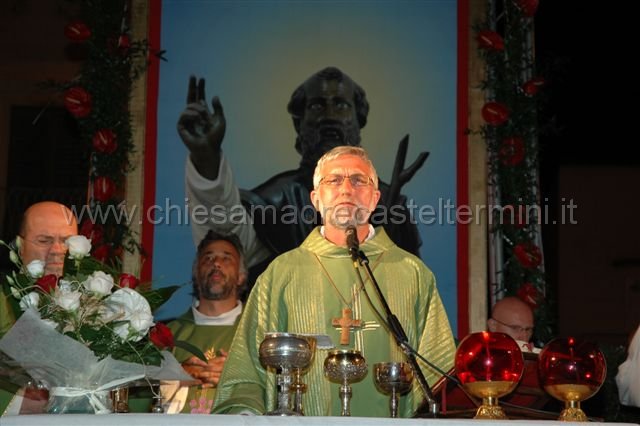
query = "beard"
xmin=317 ymin=203 xmax=371 ymax=229
xmin=198 ymin=269 xmax=236 ymax=301
xmin=297 ymin=121 xmax=361 ymax=169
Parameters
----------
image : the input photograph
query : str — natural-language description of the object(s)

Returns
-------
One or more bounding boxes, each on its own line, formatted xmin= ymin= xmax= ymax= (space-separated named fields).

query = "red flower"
xmin=119 ymin=273 xmax=139 ymax=289
xmin=93 ymin=176 xmax=116 ymax=203
xmin=92 ymin=244 xmax=111 ymax=263
xmin=150 ymin=323 xmax=175 ymax=349
xmin=477 ymin=30 xmax=504 ymax=51
xmin=499 ymin=137 xmax=525 ymax=166
xmin=64 ymin=87 xmax=92 ymax=118
xmin=515 ymin=0 xmax=539 ymax=17
xmin=514 ymin=242 xmax=542 ymax=269
xmin=481 ymin=102 xmax=510 ymax=126
xmin=522 ymin=77 xmax=545 ymax=96
xmin=79 ymin=220 xmax=105 ymax=246
xmin=92 ymin=129 xmax=118 ymax=154
xmin=36 ymin=275 xmax=58 ymax=293
xmin=118 ymin=34 xmax=130 ymax=50
xmin=517 ymin=282 xmax=541 ymax=309
xmin=64 ymin=20 xmax=91 ymax=42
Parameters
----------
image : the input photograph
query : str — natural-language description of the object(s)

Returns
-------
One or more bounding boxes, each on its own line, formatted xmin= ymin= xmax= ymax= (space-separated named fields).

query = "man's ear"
xmin=310 ymin=190 xmax=319 ymax=210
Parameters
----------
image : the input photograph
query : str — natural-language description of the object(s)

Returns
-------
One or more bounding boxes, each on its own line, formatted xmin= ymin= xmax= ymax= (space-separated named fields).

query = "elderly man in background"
xmin=487 ymin=296 xmax=538 ymax=353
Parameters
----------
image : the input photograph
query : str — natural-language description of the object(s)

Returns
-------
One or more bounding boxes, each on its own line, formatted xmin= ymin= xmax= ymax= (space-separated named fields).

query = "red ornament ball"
xmin=538 ymin=338 xmax=606 ymax=403
xmin=455 ymin=331 xmax=524 ymax=386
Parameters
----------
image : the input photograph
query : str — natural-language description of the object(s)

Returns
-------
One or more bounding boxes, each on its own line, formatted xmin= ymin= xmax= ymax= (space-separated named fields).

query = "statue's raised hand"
xmin=177 ymin=75 xmax=226 ymax=180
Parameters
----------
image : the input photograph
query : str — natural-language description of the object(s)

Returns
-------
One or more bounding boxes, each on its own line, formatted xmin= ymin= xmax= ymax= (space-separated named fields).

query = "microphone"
xmin=345 ymin=226 xmax=359 ymax=262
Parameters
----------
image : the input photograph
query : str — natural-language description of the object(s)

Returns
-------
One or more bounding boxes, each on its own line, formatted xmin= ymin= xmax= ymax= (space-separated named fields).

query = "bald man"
xmin=2 ymin=201 xmax=78 ymax=335
xmin=1 ymin=201 xmax=78 ymax=414
xmin=487 ymin=296 xmax=536 ymax=351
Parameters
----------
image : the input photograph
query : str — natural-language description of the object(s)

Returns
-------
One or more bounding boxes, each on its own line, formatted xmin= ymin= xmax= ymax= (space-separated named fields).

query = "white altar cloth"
xmin=1 ymin=414 xmax=634 ymax=426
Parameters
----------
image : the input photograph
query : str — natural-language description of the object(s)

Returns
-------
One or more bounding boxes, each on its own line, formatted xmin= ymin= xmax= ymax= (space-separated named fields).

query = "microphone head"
xmin=346 ymin=225 xmax=359 ymax=252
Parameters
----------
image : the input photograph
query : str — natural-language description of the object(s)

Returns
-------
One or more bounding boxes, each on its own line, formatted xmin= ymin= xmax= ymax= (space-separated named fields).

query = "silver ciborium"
xmin=374 ymin=362 xmax=414 ymax=418
xmin=259 ymin=332 xmax=314 ymax=416
xmin=323 ymin=349 xmax=368 ymax=416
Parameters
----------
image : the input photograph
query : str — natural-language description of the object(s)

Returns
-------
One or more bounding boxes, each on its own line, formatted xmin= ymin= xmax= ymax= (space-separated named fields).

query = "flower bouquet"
xmin=0 ymin=236 xmax=201 ymax=414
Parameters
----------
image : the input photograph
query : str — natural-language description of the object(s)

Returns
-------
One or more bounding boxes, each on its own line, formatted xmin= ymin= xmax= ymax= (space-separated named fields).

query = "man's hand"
xmin=181 ymin=349 xmax=229 ymax=387
xmin=177 ymin=75 xmax=226 ymax=180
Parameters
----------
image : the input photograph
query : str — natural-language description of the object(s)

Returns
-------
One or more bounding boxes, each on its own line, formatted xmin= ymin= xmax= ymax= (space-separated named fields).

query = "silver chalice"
xmin=373 ymin=362 xmax=414 ymax=417
xmin=259 ymin=332 xmax=314 ymax=416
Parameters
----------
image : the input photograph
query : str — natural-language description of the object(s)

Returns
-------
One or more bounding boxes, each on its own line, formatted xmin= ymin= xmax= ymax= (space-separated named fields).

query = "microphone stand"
xmin=350 ymin=248 xmax=440 ymax=417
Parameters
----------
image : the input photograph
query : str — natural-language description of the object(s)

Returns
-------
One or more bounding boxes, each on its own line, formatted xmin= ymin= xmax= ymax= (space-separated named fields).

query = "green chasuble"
xmin=166 ymin=308 xmax=241 ymax=413
xmin=214 ymin=227 xmax=456 ymax=417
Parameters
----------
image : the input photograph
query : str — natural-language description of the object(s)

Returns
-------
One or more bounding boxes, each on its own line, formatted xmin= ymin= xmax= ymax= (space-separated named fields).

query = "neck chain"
xmin=313 ymin=252 xmax=384 ymax=308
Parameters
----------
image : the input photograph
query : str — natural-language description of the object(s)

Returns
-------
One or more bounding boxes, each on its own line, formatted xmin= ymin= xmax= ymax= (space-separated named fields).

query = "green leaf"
xmin=140 ymin=285 xmax=181 ymax=312
xmin=174 ymin=340 xmax=207 ymax=363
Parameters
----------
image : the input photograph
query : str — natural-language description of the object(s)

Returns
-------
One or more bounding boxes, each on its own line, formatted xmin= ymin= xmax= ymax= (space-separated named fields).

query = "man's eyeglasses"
xmin=491 ymin=317 xmax=534 ymax=335
xmin=319 ymin=174 xmax=373 ymax=187
xmin=21 ymin=235 xmax=68 ymax=248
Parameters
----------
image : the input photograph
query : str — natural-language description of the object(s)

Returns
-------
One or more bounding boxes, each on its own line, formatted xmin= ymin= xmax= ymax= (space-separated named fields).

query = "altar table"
xmin=1 ymin=415 xmax=636 ymax=426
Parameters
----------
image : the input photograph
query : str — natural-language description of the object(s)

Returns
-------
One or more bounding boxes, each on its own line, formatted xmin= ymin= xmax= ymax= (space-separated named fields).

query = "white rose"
xmin=104 ymin=288 xmax=154 ymax=341
xmin=83 ymin=271 xmax=114 ymax=296
xmin=19 ymin=292 xmax=40 ymax=311
xmin=54 ymin=289 xmax=82 ymax=311
xmin=65 ymin=235 xmax=92 ymax=260
xmin=26 ymin=260 xmax=45 ymax=279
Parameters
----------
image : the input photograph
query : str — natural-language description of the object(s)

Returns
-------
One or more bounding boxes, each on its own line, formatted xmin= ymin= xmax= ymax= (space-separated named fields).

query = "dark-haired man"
xmin=162 ymin=230 xmax=247 ymax=413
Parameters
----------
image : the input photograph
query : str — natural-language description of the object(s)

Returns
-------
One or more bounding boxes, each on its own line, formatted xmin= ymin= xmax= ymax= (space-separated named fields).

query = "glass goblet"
xmin=538 ymin=337 xmax=606 ymax=421
xmin=455 ymin=331 xmax=524 ymax=419
xmin=373 ymin=362 xmax=414 ymax=418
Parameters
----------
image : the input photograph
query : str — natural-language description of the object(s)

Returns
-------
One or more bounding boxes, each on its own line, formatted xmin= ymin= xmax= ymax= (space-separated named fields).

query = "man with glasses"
xmin=1 ymin=201 xmax=78 ymax=414
xmin=487 ymin=296 xmax=537 ymax=352
xmin=179 ymin=67 xmax=426 ymax=292
xmin=213 ymin=146 xmax=455 ymax=417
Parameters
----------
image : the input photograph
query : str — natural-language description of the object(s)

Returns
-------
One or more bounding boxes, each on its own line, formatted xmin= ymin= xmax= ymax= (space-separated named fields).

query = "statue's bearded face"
xmin=296 ymin=78 xmax=361 ymax=168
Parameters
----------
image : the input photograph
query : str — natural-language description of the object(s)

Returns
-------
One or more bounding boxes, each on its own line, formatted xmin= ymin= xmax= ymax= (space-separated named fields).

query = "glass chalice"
xmin=373 ymin=362 xmax=414 ymax=418
xmin=538 ymin=337 xmax=606 ymax=421
xmin=455 ymin=331 xmax=524 ymax=419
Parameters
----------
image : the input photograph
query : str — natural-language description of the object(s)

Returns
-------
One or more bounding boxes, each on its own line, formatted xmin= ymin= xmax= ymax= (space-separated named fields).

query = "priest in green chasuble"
xmin=213 ymin=146 xmax=455 ymax=417
xmin=162 ymin=230 xmax=248 ymax=413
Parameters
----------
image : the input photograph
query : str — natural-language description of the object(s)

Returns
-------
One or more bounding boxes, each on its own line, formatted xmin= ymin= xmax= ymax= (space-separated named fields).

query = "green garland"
xmin=476 ymin=0 xmax=555 ymax=343
xmin=58 ymin=0 xmax=151 ymax=268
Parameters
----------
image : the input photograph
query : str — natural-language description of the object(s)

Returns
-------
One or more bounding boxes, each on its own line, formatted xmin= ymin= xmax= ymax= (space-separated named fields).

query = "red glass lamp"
xmin=455 ymin=331 xmax=524 ymax=419
xmin=538 ymin=337 xmax=606 ymax=421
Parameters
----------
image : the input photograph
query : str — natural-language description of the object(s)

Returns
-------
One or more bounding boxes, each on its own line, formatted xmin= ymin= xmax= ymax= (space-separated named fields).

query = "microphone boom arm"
xmin=352 ymin=249 xmax=440 ymax=417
